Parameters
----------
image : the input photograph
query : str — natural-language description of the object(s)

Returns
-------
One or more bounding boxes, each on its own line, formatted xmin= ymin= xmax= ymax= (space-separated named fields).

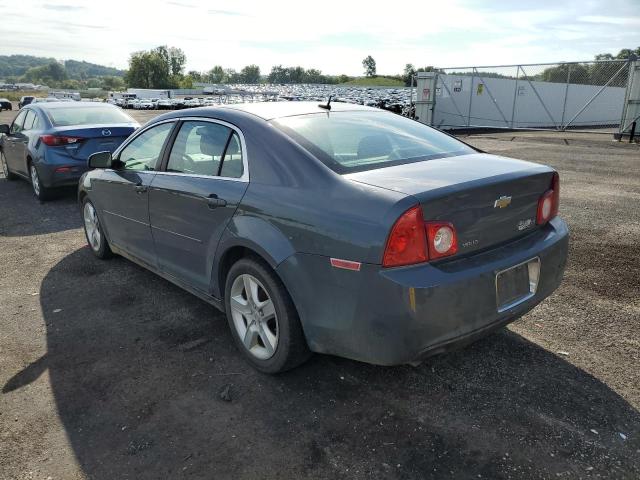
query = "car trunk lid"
xmin=48 ymin=124 xmax=137 ymax=160
xmin=345 ymin=153 xmax=555 ymax=256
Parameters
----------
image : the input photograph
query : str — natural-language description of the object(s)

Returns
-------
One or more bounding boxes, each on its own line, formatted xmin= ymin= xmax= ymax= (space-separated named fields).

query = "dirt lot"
xmin=1 ymin=104 xmax=639 ymax=479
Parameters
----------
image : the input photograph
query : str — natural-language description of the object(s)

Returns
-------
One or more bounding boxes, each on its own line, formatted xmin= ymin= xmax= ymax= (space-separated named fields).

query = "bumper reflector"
xmin=330 ymin=258 xmax=361 ymax=271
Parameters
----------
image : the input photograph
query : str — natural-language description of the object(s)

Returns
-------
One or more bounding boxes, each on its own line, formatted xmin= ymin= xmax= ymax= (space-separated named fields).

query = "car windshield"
xmin=46 ymin=106 xmax=134 ymax=127
xmin=272 ymin=111 xmax=475 ymax=174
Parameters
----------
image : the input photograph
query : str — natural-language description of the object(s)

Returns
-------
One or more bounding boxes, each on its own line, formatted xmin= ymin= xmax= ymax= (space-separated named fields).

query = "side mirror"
xmin=0 ymin=124 xmax=9 ymax=134
xmin=88 ymin=151 xmax=113 ymax=169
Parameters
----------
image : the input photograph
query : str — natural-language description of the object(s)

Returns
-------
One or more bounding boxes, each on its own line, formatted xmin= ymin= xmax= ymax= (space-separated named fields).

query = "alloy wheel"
xmin=83 ymin=202 xmax=101 ymax=252
xmin=1 ymin=152 xmax=7 ymax=177
xmin=30 ymin=165 xmax=41 ymax=196
xmin=230 ymin=273 xmax=279 ymax=360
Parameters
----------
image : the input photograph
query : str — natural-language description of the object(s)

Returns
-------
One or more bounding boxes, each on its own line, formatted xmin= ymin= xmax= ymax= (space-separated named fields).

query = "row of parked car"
xmin=108 ymin=97 xmax=221 ymax=110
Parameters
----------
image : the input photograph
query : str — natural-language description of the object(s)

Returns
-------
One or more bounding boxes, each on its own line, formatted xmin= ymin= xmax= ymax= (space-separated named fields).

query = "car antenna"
xmin=318 ymin=95 xmax=332 ymax=111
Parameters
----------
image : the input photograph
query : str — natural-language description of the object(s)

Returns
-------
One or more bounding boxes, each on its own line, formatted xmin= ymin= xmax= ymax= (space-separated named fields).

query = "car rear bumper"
xmin=36 ymin=161 xmax=88 ymax=188
xmin=277 ymin=216 xmax=569 ymax=366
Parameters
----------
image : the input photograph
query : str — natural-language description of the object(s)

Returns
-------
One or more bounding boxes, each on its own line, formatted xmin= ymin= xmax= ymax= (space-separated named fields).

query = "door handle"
xmin=205 ymin=194 xmax=227 ymax=209
xmin=134 ymin=185 xmax=148 ymax=194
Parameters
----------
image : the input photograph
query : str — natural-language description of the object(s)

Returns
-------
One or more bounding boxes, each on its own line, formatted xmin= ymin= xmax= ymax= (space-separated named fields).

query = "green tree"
xmin=207 ymin=66 xmax=225 ymax=83
xmin=362 ymin=55 xmax=376 ymax=77
xmin=125 ymin=46 xmax=186 ymax=88
xmin=337 ymin=74 xmax=351 ymax=83
xmin=268 ymin=65 xmax=289 ymax=83
xmin=403 ymin=63 xmax=416 ymax=86
xmin=187 ymin=70 xmax=203 ymax=82
xmin=240 ymin=64 xmax=261 ymax=83
xmin=23 ymin=61 xmax=67 ymax=84
xmin=225 ymin=68 xmax=241 ymax=83
xmin=60 ymin=79 xmax=81 ymax=89
xmin=102 ymin=76 xmax=126 ymax=91
xmin=288 ymin=66 xmax=305 ymax=83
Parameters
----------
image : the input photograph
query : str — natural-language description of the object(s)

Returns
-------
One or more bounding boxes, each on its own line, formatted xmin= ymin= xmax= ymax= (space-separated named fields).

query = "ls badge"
xmin=517 ymin=218 xmax=534 ymax=231
xmin=494 ymin=195 xmax=512 ymax=209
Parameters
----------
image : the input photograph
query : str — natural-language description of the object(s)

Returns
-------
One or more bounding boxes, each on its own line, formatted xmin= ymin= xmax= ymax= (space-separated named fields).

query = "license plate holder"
xmin=495 ymin=258 xmax=540 ymax=312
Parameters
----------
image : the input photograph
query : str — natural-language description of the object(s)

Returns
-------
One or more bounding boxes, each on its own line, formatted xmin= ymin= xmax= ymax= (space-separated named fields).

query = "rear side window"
xmin=23 ymin=110 xmax=36 ymax=131
xmin=167 ymin=121 xmax=230 ymax=176
xmin=166 ymin=121 xmax=244 ymax=179
xmin=272 ymin=111 xmax=474 ymax=174
xmin=46 ymin=106 xmax=134 ymax=127
xmin=118 ymin=122 xmax=174 ymax=171
xmin=219 ymin=132 xmax=244 ymax=178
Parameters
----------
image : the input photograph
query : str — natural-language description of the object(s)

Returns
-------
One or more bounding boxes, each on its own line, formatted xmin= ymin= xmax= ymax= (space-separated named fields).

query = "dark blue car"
xmin=78 ymin=102 xmax=568 ymax=373
xmin=0 ymin=102 xmax=138 ymax=200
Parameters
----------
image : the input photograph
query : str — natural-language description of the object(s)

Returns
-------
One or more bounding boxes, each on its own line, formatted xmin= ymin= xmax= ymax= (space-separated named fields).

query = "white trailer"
xmin=127 ymin=88 xmax=173 ymax=99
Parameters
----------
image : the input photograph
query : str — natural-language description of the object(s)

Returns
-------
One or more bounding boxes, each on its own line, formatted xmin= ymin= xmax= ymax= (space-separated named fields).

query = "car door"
xmin=3 ymin=110 xmax=27 ymax=173
xmin=90 ymin=121 xmax=175 ymax=269
xmin=148 ymin=119 xmax=249 ymax=294
xmin=12 ymin=110 xmax=37 ymax=175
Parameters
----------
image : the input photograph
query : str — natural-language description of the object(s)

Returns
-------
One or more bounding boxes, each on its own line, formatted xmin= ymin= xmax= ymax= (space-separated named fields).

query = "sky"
xmin=0 ymin=0 xmax=639 ymax=75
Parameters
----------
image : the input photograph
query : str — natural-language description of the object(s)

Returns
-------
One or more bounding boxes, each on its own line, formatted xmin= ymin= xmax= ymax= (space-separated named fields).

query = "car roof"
xmin=219 ymin=101 xmax=382 ymax=121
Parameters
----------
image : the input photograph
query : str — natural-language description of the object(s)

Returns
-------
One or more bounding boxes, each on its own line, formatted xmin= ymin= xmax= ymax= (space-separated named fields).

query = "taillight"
xmin=382 ymin=205 xmax=428 ymax=267
xmin=426 ymin=222 xmax=458 ymax=260
xmin=40 ymin=135 xmax=83 ymax=146
xmin=537 ymin=172 xmax=560 ymax=225
xmin=383 ymin=206 xmax=459 ymax=267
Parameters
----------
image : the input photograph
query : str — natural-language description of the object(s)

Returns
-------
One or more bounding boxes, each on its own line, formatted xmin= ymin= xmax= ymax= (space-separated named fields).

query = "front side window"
xmin=10 ymin=110 xmax=27 ymax=134
xmin=118 ymin=122 xmax=174 ymax=171
xmin=167 ymin=121 xmax=242 ymax=178
xmin=272 ymin=111 xmax=475 ymax=174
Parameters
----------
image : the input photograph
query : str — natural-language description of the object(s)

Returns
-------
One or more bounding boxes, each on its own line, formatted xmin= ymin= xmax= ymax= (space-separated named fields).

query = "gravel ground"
xmin=1 ymin=105 xmax=639 ymax=479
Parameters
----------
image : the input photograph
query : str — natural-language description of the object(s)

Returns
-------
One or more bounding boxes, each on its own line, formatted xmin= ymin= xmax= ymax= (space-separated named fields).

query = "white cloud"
xmin=0 ymin=0 xmax=638 ymax=75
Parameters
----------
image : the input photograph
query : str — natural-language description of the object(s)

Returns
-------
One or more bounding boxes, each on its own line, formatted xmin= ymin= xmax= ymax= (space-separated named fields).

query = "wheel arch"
xmin=212 ymin=215 xmax=296 ymax=300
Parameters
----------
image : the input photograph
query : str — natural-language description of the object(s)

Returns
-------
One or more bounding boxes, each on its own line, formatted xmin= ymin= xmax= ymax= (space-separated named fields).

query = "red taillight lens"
xmin=40 ymin=135 xmax=83 ymax=146
xmin=426 ymin=222 xmax=458 ymax=260
xmin=537 ymin=172 xmax=560 ymax=225
xmin=382 ymin=205 xmax=428 ymax=267
xmin=550 ymin=171 xmax=559 ymax=218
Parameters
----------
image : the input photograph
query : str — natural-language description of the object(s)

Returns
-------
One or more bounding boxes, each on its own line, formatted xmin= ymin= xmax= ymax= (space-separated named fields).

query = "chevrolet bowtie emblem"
xmin=494 ymin=196 xmax=512 ymax=208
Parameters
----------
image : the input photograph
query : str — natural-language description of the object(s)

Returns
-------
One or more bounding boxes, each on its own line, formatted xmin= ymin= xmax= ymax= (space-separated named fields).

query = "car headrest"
xmin=357 ymin=135 xmax=392 ymax=159
xmin=198 ymin=126 xmax=227 ymax=157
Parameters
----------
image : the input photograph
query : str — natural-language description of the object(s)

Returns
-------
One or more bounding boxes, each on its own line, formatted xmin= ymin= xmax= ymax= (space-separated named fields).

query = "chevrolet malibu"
xmin=78 ymin=102 xmax=568 ymax=373
xmin=0 ymin=102 xmax=138 ymax=200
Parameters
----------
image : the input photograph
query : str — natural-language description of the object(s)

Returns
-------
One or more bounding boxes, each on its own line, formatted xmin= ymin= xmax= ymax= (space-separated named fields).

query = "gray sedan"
xmin=78 ymin=102 xmax=568 ymax=373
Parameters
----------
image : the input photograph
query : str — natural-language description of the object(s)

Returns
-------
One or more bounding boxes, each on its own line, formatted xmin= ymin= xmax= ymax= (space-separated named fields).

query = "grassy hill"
xmin=340 ymin=76 xmax=405 ymax=87
xmin=0 ymin=55 xmax=124 ymax=80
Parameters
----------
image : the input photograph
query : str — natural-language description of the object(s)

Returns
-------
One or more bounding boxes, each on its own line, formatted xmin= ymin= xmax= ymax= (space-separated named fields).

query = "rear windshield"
xmin=46 ymin=106 xmax=134 ymax=127
xmin=272 ymin=111 xmax=475 ymax=173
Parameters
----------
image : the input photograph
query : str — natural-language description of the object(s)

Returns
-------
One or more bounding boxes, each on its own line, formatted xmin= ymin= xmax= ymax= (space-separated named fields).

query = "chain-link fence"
xmin=432 ymin=60 xmax=631 ymax=132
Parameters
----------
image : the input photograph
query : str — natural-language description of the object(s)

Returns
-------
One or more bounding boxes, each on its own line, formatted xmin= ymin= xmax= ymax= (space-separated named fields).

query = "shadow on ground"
xmin=4 ymin=248 xmax=640 ymax=479
xmin=0 ymin=178 xmax=79 ymax=236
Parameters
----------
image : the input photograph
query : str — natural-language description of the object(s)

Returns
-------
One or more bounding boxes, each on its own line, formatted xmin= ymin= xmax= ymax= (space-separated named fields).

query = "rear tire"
xmin=224 ymin=257 xmax=310 ymax=373
xmin=82 ymin=197 xmax=112 ymax=259
xmin=29 ymin=163 xmax=53 ymax=201
xmin=1 ymin=151 xmax=18 ymax=181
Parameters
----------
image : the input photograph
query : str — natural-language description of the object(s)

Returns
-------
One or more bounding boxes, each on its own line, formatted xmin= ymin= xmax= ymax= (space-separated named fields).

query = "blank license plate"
xmin=496 ymin=258 xmax=539 ymax=311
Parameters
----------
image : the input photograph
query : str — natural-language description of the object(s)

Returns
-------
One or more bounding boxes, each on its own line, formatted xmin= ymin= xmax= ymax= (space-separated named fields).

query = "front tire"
xmin=82 ymin=198 xmax=112 ymax=259
xmin=225 ymin=257 xmax=310 ymax=373
xmin=1 ymin=151 xmax=18 ymax=180
xmin=29 ymin=163 xmax=53 ymax=201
